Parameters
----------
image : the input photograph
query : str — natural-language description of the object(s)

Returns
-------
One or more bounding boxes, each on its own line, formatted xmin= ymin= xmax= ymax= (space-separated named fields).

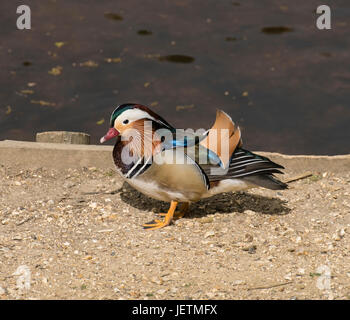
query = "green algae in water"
xmin=261 ymin=26 xmax=293 ymax=34
xmin=158 ymin=55 xmax=194 ymax=63
xmin=104 ymin=12 xmax=123 ymax=21
xmin=137 ymin=30 xmax=152 ymax=35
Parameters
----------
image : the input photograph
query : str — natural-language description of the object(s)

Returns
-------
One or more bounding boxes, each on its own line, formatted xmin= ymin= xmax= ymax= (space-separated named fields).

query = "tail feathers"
xmin=243 ymin=174 xmax=288 ymax=190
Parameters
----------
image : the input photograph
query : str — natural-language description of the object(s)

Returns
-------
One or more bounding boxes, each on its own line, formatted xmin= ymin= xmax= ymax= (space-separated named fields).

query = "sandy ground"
xmin=0 ymin=164 xmax=349 ymax=300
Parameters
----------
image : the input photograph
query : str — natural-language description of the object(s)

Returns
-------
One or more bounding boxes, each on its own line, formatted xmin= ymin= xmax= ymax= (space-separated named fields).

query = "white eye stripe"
xmin=117 ymin=109 xmax=155 ymax=124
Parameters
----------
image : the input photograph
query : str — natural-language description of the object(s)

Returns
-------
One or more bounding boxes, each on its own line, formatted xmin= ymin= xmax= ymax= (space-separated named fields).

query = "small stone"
xmin=232 ymin=280 xmax=245 ymax=286
xmin=204 ymin=230 xmax=215 ymax=238
xmin=297 ymin=268 xmax=305 ymax=275
xmin=296 ymin=248 xmax=309 ymax=256
xmin=332 ymin=229 xmax=345 ymax=241
xmin=89 ymin=202 xmax=97 ymax=209
xmin=244 ymin=210 xmax=255 ymax=216
xmin=326 ymin=242 xmax=334 ymax=251
xmin=98 ymin=228 xmax=114 ymax=233
xmin=339 ymin=228 xmax=346 ymax=238
xmin=243 ymin=245 xmax=257 ymax=254
xmin=284 ymin=272 xmax=292 ymax=281
xmin=244 ymin=234 xmax=254 ymax=242
xmin=199 ymin=217 xmax=213 ymax=224
xmin=151 ymin=277 xmax=163 ymax=285
xmin=327 ymin=292 xmax=334 ymax=300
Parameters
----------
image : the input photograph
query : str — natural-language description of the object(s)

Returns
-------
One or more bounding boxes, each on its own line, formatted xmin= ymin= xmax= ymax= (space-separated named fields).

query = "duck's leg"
xmin=177 ymin=202 xmax=189 ymax=218
xmin=158 ymin=202 xmax=189 ymax=219
xmin=143 ymin=201 xmax=178 ymax=230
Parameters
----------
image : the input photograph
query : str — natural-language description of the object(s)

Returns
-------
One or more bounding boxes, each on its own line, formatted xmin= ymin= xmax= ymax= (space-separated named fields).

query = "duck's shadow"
xmin=118 ymin=182 xmax=290 ymax=217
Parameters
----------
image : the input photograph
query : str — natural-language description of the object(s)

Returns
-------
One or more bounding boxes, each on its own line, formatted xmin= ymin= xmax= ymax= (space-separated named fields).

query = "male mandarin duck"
xmin=100 ymin=103 xmax=287 ymax=230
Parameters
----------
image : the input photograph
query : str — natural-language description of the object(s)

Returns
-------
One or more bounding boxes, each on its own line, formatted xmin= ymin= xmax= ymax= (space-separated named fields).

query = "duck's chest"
xmin=112 ymin=143 xmax=208 ymax=202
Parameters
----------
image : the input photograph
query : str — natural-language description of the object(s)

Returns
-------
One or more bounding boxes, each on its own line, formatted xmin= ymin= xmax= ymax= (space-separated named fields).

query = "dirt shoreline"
xmin=0 ymin=140 xmax=349 ymax=299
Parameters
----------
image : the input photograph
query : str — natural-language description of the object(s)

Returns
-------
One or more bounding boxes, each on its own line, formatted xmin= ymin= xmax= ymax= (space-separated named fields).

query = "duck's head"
xmin=100 ymin=103 xmax=174 ymax=143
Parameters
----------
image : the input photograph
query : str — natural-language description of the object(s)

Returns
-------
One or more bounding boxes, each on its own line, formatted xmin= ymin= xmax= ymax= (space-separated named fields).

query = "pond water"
xmin=0 ymin=0 xmax=349 ymax=155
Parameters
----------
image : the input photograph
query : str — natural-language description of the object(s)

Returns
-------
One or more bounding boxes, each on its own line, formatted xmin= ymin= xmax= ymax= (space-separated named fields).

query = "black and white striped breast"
xmin=112 ymin=142 xmax=152 ymax=179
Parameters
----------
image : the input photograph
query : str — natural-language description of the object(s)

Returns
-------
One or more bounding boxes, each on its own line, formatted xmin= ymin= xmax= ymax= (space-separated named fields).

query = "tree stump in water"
xmin=36 ymin=131 xmax=90 ymax=145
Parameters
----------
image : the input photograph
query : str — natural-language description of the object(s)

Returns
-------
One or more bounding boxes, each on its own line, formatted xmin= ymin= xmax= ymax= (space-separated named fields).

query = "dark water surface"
xmin=0 ymin=0 xmax=349 ymax=155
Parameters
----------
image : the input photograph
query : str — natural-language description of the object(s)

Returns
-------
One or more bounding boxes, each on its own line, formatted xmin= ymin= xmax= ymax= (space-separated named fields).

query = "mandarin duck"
xmin=100 ymin=103 xmax=287 ymax=230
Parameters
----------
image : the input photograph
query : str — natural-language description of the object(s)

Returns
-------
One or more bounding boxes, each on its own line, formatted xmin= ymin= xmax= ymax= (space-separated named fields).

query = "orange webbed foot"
xmin=143 ymin=201 xmax=178 ymax=230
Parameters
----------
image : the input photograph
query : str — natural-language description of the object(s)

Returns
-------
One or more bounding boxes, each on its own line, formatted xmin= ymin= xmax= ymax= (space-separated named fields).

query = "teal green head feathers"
xmin=100 ymin=103 xmax=174 ymax=144
xmin=109 ymin=103 xmax=135 ymax=127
